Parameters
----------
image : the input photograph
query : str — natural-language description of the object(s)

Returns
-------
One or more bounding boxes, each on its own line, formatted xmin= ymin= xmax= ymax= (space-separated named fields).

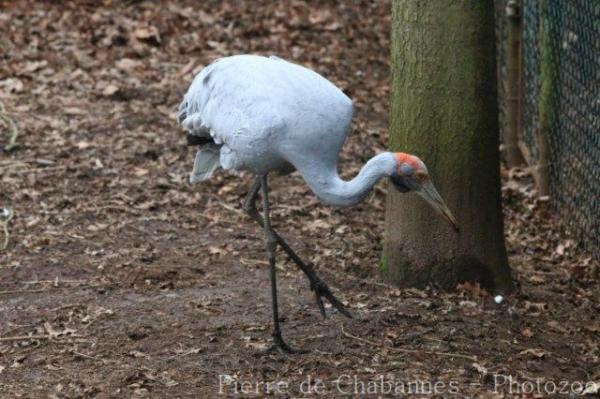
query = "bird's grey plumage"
xmin=190 ymin=143 xmax=221 ymax=183
xmin=177 ymin=55 xmax=394 ymax=206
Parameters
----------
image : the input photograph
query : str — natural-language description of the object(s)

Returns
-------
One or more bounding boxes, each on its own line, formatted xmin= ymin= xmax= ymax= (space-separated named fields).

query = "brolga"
xmin=178 ymin=55 xmax=458 ymax=354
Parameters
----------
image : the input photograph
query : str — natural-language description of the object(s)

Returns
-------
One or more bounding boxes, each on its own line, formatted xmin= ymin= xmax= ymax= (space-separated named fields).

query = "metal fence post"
xmin=536 ymin=0 xmax=556 ymax=197
xmin=504 ymin=0 xmax=526 ymax=168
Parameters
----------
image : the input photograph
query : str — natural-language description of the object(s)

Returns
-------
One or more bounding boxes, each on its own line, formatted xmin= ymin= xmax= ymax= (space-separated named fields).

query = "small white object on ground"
xmin=494 ymin=295 xmax=504 ymax=304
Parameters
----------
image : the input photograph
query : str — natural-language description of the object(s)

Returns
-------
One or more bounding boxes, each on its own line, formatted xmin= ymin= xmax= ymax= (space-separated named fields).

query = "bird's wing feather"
xmin=190 ymin=143 xmax=221 ymax=183
xmin=181 ymin=113 xmax=208 ymax=136
xmin=178 ymin=60 xmax=223 ymax=138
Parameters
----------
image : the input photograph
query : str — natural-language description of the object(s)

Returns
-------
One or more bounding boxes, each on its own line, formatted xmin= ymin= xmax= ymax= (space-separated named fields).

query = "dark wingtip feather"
xmin=177 ymin=101 xmax=188 ymax=123
xmin=186 ymin=134 xmax=212 ymax=146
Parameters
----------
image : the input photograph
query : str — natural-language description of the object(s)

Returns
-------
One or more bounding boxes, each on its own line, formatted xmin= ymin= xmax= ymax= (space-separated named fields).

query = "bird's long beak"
xmin=416 ymin=181 xmax=459 ymax=231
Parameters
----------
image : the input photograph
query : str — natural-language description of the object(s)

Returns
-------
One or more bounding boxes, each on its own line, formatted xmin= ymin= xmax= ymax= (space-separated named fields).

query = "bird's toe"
xmin=311 ymin=278 xmax=352 ymax=319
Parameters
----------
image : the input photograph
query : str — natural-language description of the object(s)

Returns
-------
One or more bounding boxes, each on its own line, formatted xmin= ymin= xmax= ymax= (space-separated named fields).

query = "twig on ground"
xmin=0 ymin=334 xmax=85 ymax=342
xmin=0 ymin=100 xmax=19 ymax=151
xmin=216 ymin=201 xmax=245 ymax=217
xmin=49 ymin=304 xmax=81 ymax=312
xmin=71 ymin=350 xmax=106 ymax=364
xmin=23 ymin=279 xmax=89 ymax=285
xmin=0 ymin=159 xmax=54 ymax=166
xmin=0 ymin=161 xmax=29 ymax=170
xmin=0 ymin=207 xmax=14 ymax=251
xmin=0 ymin=289 xmax=47 ymax=295
xmin=341 ymin=324 xmax=478 ymax=362
xmin=0 ymin=334 xmax=52 ymax=342
xmin=4 ymin=165 xmax=66 ymax=175
xmin=0 ymin=280 xmax=96 ymax=295
xmin=341 ymin=271 xmax=396 ymax=289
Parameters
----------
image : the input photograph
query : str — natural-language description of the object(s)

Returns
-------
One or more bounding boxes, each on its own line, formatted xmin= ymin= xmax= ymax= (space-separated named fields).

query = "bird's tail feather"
xmin=190 ymin=144 xmax=220 ymax=183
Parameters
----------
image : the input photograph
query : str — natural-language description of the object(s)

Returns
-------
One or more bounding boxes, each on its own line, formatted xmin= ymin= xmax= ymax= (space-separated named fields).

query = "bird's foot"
xmin=310 ymin=278 xmax=352 ymax=319
xmin=265 ymin=331 xmax=307 ymax=355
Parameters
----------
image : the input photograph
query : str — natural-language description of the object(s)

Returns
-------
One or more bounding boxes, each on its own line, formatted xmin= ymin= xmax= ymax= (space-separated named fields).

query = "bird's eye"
xmin=399 ymin=163 xmax=414 ymax=176
xmin=415 ymin=170 xmax=428 ymax=182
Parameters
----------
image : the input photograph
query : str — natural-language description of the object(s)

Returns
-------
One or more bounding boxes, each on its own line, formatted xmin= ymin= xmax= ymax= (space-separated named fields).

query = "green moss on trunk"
xmin=535 ymin=0 xmax=557 ymax=196
xmin=539 ymin=0 xmax=559 ymax=130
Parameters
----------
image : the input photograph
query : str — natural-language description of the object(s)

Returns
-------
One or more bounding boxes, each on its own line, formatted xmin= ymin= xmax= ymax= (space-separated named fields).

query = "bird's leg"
xmin=243 ymin=177 xmax=351 ymax=319
xmin=259 ymin=175 xmax=306 ymax=355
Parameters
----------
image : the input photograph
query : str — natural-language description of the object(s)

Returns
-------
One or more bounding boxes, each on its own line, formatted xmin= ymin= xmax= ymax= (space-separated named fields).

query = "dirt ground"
xmin=1 ymin=1 xmax=598 ymax=398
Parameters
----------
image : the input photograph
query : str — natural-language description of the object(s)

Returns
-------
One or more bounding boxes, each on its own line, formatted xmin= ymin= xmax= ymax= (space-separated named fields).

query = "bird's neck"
xmin=304 ymin=152 xmax=397 ymax=208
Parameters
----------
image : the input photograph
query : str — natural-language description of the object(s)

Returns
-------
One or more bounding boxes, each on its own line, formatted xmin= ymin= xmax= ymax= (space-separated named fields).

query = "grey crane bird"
xmin=178 ymin=55 xmax=457 ymax=354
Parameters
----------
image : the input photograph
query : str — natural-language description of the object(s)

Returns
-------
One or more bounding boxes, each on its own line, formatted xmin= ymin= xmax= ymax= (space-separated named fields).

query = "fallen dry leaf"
xmin=116 ymin=58 xmax=141 ymax=71
xmin=134 ymin=26 xmax=160 ymax=44
xmin=102 ymin=84 xmax=120 ymax=97
xmin=519 ymin=348 xmax=547 ymax=359
xmin=521 ymin=328 xmax=534 ymax=338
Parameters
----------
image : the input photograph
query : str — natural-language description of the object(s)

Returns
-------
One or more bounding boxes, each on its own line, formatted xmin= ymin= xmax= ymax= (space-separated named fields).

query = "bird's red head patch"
xmin=393 ymin=152 xmax=428 ymax=182
xmin=394 ymin=152 xmax=419 ymax=170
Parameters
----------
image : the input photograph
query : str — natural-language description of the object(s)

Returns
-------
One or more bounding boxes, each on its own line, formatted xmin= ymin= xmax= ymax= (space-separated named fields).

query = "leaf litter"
xmin=0 ymin=0 xmax=598 ymax=397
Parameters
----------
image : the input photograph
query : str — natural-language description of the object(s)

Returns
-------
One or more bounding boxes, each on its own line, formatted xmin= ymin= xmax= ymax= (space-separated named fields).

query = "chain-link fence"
xmin=497 ymin=0 xmax=599 ymax=259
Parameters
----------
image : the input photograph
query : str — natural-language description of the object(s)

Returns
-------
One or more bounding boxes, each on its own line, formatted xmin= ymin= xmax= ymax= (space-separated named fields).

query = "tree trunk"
xmin=381 ymin=0 xmax=513 ymax=293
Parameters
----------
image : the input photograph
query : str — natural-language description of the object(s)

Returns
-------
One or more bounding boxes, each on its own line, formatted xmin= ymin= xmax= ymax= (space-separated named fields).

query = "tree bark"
xmin=382 ymin=0 xmax=513 ymax=293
